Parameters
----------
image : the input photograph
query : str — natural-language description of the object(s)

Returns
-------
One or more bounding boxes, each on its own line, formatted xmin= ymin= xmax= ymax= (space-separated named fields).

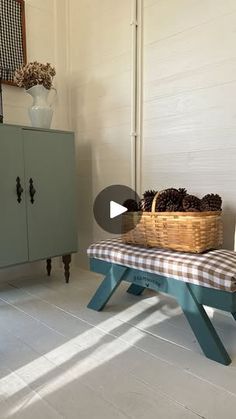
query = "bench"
xmin=87 ymin=238 xmax=236 ymax=365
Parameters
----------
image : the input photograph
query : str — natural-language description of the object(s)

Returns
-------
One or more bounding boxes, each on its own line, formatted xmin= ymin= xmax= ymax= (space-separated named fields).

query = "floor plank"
xmin=0 ymin=268 xmax=236 ymax=418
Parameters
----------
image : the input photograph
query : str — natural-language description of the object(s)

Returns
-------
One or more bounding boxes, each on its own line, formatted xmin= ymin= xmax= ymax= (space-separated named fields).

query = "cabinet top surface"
xmin=0 ymin=123 xmax=74 ymax=135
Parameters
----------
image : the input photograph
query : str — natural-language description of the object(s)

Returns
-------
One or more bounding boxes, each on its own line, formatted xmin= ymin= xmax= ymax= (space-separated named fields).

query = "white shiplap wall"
xmin=67 ymin=0 xmax=133 ymax=266
xmin=142 ymin=0 xmax=236 ymax=249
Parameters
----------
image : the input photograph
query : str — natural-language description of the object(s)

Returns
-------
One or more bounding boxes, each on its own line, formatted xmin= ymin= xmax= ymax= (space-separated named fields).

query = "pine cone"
xmin=143 ymin=189 xmax=157 ymax=199
xmin=166 ymin=201 xmax=181 ymax=212
xmin=155 ymin=196 xmax=168 ymax=212
xmin=139 ymin=196 xmax=153 ymax=212
xmin=200 ymin=194 xmax=222 ymax=211
xmin=155 ymin=188 xmax=181 ymax=212
xmin=178 ymin=188 xmax=187 ymax=199
xmin=123 ymin=199 xmax=139 ymax=212
xmin=183 ymin=195 xmax=201 ymax=212
xmin=166 ymin=189 xmax=181 ymax=205
xmin=159 ymin=188 xmax=180 ymax=201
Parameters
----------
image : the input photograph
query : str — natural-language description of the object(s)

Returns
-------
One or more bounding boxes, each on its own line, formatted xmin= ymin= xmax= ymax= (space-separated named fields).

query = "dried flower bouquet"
xmin=14 ymin=61 xmax=56 ymax=90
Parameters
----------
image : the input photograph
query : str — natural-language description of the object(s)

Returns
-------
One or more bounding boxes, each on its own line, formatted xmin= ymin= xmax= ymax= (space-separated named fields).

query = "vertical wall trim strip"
xmin=130 ymin=0 xmax=138 ymax=191
xmin=136 ymin=0 xmax=143 ymax=195
xmin=65 ymin=0 xmax=72 ymax=130
xmin=130 ymin=0 xmax=143 ymax=194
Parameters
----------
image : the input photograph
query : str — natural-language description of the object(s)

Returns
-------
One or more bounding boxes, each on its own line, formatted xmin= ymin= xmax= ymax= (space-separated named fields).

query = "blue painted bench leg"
xmin=127 ymin=284 xmax=145 ymax=296
xmin=178 ymin=283 xmax=231 ymax=365
xmin=87 ymin=264 xmax=127 ymax=311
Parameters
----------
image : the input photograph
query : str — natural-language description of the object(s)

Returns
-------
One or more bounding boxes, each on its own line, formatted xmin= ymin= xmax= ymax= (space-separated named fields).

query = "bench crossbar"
xmin=88 ymin=259 xmax=236 ymax=365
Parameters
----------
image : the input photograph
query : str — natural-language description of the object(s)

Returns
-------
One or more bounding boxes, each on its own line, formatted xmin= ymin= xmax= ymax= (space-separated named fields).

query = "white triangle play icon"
xmin=110 ymin=201 xmax=128 ymax=219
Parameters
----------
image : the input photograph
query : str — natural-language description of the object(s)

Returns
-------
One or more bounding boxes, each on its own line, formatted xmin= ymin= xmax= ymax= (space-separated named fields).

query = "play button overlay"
xmin=110 ymin=201 xmax=127 ymax=219
xmin=93 ymin=184 xmax=141 ymax=234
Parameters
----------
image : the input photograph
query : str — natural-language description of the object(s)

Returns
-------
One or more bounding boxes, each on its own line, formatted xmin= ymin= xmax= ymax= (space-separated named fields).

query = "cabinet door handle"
xmin=29 ymin=178 xmax=36 ymax=204
xmin=16 ymin=177 xmax=24 ymax=203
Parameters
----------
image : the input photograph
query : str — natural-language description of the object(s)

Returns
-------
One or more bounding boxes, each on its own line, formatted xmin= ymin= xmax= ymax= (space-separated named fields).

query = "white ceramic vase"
xmin=27 ymin=85 xmax=53 ymax=129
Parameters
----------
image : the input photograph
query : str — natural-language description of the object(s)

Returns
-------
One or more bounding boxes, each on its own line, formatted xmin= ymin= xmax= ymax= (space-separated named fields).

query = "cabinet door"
xmin=23 ymin=129 xmax=77 ymax=261
xmin=0 ymin=125 xmax=28 ymax=267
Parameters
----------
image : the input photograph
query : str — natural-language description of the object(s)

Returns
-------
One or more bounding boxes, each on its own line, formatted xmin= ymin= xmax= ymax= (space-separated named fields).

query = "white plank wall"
xmin=67 ymin=0 xmax=133 ymax=266
xmin=142 ymin=0 xmax=236 ymax=249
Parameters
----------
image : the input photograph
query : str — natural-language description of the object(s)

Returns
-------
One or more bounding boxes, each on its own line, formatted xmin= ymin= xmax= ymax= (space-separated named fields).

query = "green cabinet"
xmin=0 ymin=124 xmax=77 ymax=280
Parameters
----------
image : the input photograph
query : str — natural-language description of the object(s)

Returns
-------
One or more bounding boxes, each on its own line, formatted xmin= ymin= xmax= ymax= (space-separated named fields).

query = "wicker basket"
xmin=122 ymin=192 xmax=223 ymax=253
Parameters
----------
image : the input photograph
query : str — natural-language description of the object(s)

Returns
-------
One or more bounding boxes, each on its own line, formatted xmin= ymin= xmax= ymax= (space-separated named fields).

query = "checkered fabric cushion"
xmin=0 ymin=0 xmax=25 ymax=82
xmin=87 ymin=238 xmax=236 ymax=292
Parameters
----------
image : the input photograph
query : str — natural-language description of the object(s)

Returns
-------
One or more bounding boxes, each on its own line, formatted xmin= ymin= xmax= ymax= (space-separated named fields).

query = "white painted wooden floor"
xmin=0 ymin=268 xmax=236 ymax=418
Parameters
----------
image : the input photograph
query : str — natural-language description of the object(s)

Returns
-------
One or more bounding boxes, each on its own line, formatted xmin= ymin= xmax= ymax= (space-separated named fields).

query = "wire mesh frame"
xmin=0 ymin=0 xmax=27 ymax=86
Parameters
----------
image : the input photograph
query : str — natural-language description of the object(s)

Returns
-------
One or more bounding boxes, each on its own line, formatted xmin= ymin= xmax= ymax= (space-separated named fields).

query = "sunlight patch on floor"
xmin=0 ymin=295 xmax=171 ymax=416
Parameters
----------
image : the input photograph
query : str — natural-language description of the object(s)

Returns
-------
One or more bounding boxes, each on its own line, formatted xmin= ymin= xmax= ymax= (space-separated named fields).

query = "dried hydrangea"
xmin=14 ymin=61 xmax=56 ymax=90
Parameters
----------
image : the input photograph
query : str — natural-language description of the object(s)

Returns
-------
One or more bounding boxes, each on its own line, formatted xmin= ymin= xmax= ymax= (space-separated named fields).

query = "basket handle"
xmin=151 ymin=191 xmax=161 ymax=213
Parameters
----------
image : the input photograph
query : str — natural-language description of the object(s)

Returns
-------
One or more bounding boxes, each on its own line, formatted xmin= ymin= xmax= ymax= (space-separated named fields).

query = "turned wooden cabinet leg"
xmin=46 ymin=259 xmax=52 ymax=276
xmin=62 ymin=254 xmax=72 ymax=283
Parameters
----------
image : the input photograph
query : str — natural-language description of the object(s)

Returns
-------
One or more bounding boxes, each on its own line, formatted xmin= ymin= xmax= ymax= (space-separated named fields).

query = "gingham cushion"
xmin=87 ymin=238 xmax=236 ymax=292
